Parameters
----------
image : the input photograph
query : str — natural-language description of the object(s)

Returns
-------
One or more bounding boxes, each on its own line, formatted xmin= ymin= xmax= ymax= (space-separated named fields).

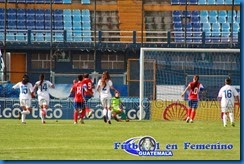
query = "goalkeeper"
xmin=111 ymin=91 xmax=129 ymax=122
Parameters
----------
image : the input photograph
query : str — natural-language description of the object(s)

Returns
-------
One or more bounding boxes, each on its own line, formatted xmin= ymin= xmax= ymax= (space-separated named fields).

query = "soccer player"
xmin=111 ymin=91 xmax=129 ymax=122
xmin=181 ymin=75 xmax=202 ymax=123
xmin=12 ymin=74 xmax=34 ymax=124
xmin=70 ymin=74 xmax=85 ymax=124
xmin=217 ymin=78 xmax=239 ymax=127
xmin=33 ymin=73 xmax=55 ymax=124
xmin=82 ymin=73 xmax=94 ymax=118
xmin=97 ymin=71 xmax=118 ymax=124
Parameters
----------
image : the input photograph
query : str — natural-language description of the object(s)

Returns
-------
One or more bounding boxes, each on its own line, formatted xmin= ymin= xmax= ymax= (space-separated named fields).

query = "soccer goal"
xmin=139 ymin=48 xmax=240 ymax=121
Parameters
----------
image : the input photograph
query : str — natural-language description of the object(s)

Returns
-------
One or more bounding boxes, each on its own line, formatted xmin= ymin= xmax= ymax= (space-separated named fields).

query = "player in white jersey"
xmin=97 ymin=71 xmax=118 ymax=124
xmin=12 ymin=74 xmax=34 ymax=124
xmin=217 ymin=78 xmax=239 ymax=127
xmin=34 ymin=73 xmax=55 ymax=124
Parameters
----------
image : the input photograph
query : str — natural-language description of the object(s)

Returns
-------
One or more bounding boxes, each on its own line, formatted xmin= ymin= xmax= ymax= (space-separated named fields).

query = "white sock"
xmin=22 ymin=114 xmax=26 ymax=123
xmin=223 ymin=113 xmax=227 ymax=126
xmin=103 ymin=108 xmax=107 ymax=117
xmin=107 ymin=110 xmax=111 ymax=121
xmin=229 ymin=112 xmax=234 ymax=123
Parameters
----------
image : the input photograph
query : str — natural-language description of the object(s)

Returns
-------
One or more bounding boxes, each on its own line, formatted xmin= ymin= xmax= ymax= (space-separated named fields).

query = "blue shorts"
xmin=188 ymin=100 xmax=198 ymax=109
xmin=84 ymin=95 xmax=92 ymax=102
xmin=74 ymin=102 xmax=85 ymax=110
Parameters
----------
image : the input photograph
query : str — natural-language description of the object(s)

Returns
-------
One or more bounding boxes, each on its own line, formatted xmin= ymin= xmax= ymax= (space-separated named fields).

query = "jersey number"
xmin=224 ymin=89 xmax=232 ymax=98
xmin=21 ymin=85 xmax=28 ymax=94
xmin=41 ymin=83 xmax=48 ymax=91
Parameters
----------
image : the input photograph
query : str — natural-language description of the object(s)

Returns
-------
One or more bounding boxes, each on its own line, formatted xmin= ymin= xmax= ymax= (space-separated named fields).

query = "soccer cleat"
xmin=87 ymin=111 xmax=93 ymax=119
xmin=231 ymin=122 xmax=235 ymax=127
xmin=17 ymin=111 xmax=21 ymax=120
xmin=108 ymin=120 xmax=111 ymax=124
xmin=73 ymin=122 xmax=77 ymax=124
xmin=189 ymin=119 xmax=193 ymax=123
xmin=79 ymin=119 xmax=85 ymax=124
xmin=186 ymin=117 xmax=190 ymax=123
xmin=42 ymin=121 xmax=46 ymax=124
xmin=224 ymin=125 xmax=227 ymax=127
xmin=103 ymin=116 xmax=107 ymax=123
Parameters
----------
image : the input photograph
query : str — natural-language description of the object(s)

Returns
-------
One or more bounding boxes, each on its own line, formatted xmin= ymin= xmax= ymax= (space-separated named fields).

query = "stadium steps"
xmin=117 ymin=0 xmax=145 ymax=43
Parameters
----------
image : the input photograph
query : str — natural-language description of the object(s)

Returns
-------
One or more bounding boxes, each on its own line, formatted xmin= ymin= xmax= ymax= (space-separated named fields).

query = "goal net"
xmin=139 ymin=48 xmax=240 ymax=121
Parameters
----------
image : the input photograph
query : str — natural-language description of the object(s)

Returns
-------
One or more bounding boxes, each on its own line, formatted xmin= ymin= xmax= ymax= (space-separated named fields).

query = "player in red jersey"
xmin=181 ymin=75 xmax=202 ymax=123
xmin=82 ymin=73 xmax=94 ymax=118
xmin=70 ymin=75 xmax=85 ymax=124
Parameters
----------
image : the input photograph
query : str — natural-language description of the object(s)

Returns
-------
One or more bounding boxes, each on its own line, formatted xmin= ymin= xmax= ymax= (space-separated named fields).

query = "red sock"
xmin=80 ymin=109 xmax=86 ymax=119
xmin=187 ymin=108 xmax=192 ymax=117
xmin=74 ymin=111 xmax=78 ymax=122
xmin=85 ymin=107 xmax=90 ymax=113
xmin=221 ymin=112 xmax=224 ymax=119
xmin=190 ymin=110 xmax=196 ymax=120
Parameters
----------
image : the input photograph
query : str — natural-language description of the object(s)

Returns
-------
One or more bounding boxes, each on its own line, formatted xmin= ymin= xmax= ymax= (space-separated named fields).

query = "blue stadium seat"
xmin=36 ymin=15 xmax=45 ymax=21
xmin=188 ymin=0 xmax=198 ymax=4
xmin=173 ymin=16 xmax=181 ymax=23
xmin=7 ymin=20 xmax=16 ymax=29
xmin=7 ymin=0 xmax=16 ymax=3
xmin=202 ymin=23 xmax=211 ymax=32
xmin=234 ymin=0 xmax=240 ymax=4
xmin=73 ymin=21 xmax=82 ymax=30
xmin=6 ymin=32 xmax=15 ymax=41
xmin=26 ymin=0 xmax=35 ymax=3
xmin=191 ymin=10 xmax=200 ymax=17
xmin=16 ymin=0 xmax=26 ymax=2
xmin=73 ymin=15 xmax=82 ymax=22
xmin=44 ymin=33 xmax=51 ymax=41
xmin=218 ymin=10 xmax=227 ymax=17
xmin=209 ymin=16 xmax=217 ymax=23
xmin=216 ymin=0 xmax=224 ymax=4
xmin=63 ymin=9 xmax=72 ymax=16
xmin=0 ymin=14 xmax=4 ymax=20
xmin=200 ymin=16 xmax=208 ymax=23
xmin=45 ymin=15 xmax=51 ymax=21
xmin=54 ymin=9 xmax=63 ymax=16
xmin=36 ymin=9 xmax=45 ymax=15
xmin=36 ymin=0 xmax=45 ymax=3
xmin=66 ymin=32 xmax=73 ymax=41
xmin=53 ymin=15 xmax=63 ymax=22
xmin=81 ymin=0 xmax=90 ymax=4
xmin=82 ymin=16 xmax=90 ymax=22
xmin=81 ymin=9 xmax=90 ymax=17
xmin=185 ymin=23 xmax=192 ymax=31
xmin=198 ymin=0 xmax=207 ymax=4
xmin=17 ymin=20 xmax=26 ymax=29
xmin=35 ymin=33 xmax=45 ymax=42
xmin=207 ymin=0 xmax=216 ymax=4
xmin=7 ymin=14 xmax=16 ymax=20
xmin=171 ymin=0 xmax=180 ymax=4
xmin=209 ymin=10 xmax=218 ymax=17
xmin=63 ymin=15 xmax=72 ymax=22
xmin=218 ymin=16 xmax=226 ymax=23
xmin=64 ymin=21 xmax=72 ymax=30
xmin=54 ymin=33 xmax=64 ymax=42
xmin=54 ymin=21 xmax=64 ymax=30
xmin=36 ymin=21 xmax=45 ymax=30
xmin=26 ymin=9 xmax=35 ymax=15
xmin=44 ymin=21 xmax=51 ymax=30
xmin=225 ymin=0 xmax=232 ymax=4
xmin=26 ymin=21 xmax=35 ymax=30
xmin=82 ymin=21 xmax=91 ymax=30
xmin=191 ymin=16 xmax=200 ymax=23
xmin=73 ymin=31 xmax=83 ymax=42
xmin=172 ymin=10 xmax=182 ymax=17
xmin=221 ymin=23 xmax=230 ymax=40
xmin=179 ymin=0 xmax=187 ymax=4
xmin=173 ymin=23 xmax=183 ymax=30
xmin=200 ymin=10 xmax=208 ymax=17
xmin=53 ymin=0 xmax=63 ymax=3
xmin=83 ymin=32 xmax=92 ymax=42
xmin=15 ymin=32 xmax=26 ymax=41
xmin=0 ymin=20 xmax=4 ymax=29
xmin=0 ymin=32 xmax=4 ymax=41
xmin=182 ymin=10 xmax=191 ymax=17
xmin=192 ymin=23 xmax=201 ymax=30
xmin=63 ymin=0 xmax=71 ymax=3
xmin=17 ymin=9 xmax=25 ymax=15
xmin=72 ymin=9 xmax=81 ymax=16
xmin=27 ymin=14 xmax=35 ymax=20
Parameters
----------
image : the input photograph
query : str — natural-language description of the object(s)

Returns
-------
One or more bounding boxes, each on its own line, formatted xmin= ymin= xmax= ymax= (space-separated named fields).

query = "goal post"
xmin=139 ymin=48 xmax=240 ymax=121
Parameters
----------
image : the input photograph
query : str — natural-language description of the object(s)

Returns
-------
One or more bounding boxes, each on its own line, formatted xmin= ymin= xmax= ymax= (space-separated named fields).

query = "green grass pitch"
xmin=0 ymin=119 xmax=240 ymax=160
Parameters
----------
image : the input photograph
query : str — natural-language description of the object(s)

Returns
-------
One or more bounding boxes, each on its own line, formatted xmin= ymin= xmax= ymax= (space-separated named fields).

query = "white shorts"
xmin=221 ymin=106 xmax=234 ymax=113
xmin=100 ymin=96 xmax=112 ymax=109
xmin=20 ymin=98 xmax=32 ymax=108
xmin=38 ymin=96 xmax=50 ymax=106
